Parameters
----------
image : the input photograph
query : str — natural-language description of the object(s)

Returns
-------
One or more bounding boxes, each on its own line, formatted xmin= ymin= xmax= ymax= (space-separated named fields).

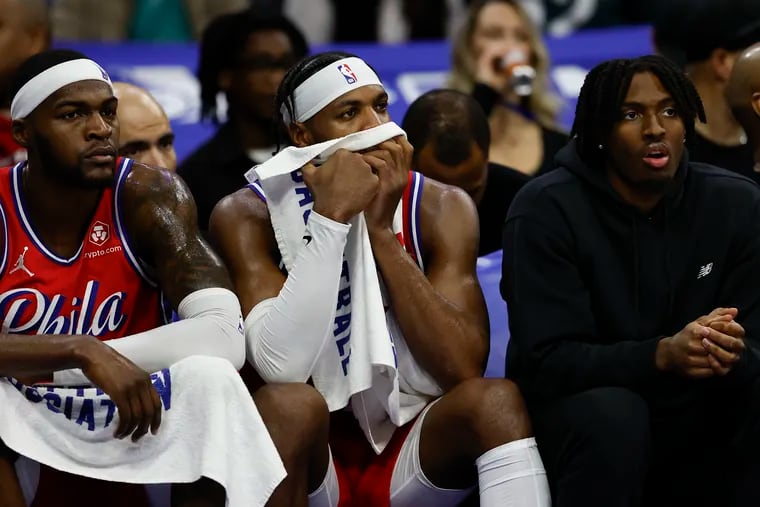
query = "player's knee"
xmin=451 ymin=378 xmax=532 ymax=441
xmin=255 ymin=383 xmax=329 ymax=442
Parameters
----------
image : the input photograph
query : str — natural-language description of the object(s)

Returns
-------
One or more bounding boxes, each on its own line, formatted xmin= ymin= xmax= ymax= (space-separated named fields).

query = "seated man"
xmin=0 ymin=49 xmax=327 ymax=507
xmin=726 ymin=42 xmax=760 ymax=175
xmin=210 ymin=51 xmax=550 ymax=506
xmin=113 ymin=81 xmax=177 ymax=171
xmin=402 ymin=89 xmax=530 ymax=256
xmin=502 ymin=54 xmax=760 ymax=507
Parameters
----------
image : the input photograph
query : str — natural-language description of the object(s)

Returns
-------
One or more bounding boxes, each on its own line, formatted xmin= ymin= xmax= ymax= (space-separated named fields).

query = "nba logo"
xmin=337 ymin=64 xmax=357 ymax=84
xmin=97 ymin=64 xmax=110 ymax=83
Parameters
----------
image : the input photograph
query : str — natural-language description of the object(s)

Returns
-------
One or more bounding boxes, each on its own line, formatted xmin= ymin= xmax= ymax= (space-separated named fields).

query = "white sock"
xmin=308 ymin=450 xmax=339 ymax=507
xmin=476 ymin=437 xmax=551 ymax=507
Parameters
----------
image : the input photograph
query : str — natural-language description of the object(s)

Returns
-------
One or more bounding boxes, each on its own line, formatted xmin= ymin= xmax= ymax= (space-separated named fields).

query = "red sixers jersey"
xmin=0 ymin=158 xmax=171 ymax=339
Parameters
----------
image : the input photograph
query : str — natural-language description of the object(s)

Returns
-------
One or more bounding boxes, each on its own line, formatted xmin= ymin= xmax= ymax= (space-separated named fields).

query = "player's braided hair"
xmin=571 ymin=55 xmax=706 ymax=168
xmin=274 ymin=51 xmax=366 ymax=149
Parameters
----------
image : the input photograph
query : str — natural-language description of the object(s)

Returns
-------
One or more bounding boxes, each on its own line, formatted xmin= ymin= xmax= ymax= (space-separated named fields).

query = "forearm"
xmin=54 ymin=288 xmax=245 ymax=384
xmin=522 ymin=337 xmax=662 ymax=399
xmin=370 ymin=229 xmax=486 ymax=389
xmin=246 ymin=212 xmax=350 ymax=383
xmin=0 ymin=334 xmax=91 ymax=379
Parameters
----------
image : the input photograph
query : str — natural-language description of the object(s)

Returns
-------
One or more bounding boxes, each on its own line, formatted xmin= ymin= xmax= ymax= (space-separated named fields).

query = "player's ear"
xmin=12 ymin=119 xmax=30 ymax=148
xmin=752 ymin=91 xmax=760 ymax=118
xmin=288 ymin=122 xmax=313 ymax=148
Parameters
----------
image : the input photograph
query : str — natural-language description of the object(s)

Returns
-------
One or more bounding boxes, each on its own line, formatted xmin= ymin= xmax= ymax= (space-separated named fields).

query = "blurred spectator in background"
xmin=114 ymin=82 xmax=177 ymax=171
xmin=726 ymin=43 xmax=760 ymax=177
xmin=178 ymin=10 xmax=307 ymax=232
xmin=51 ymin=0 xmax=248 ymax=42
xmin=662 ymin=0 xmax=760 ymax=182
xmin=403 ymin=89 xmax=529 ymax=256
xmin=0 ymin=0 xmax=49 ymax=166
xmin=449 ymin=0 xmax=568 ymax=177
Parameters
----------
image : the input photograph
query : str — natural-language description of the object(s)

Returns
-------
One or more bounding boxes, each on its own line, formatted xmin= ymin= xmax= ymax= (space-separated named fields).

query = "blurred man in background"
xmin=178 ymin=10 xmax=308 ymax=232
xmin=0 ymin=0 xmax=49 ymax=166
xmin=114 ymin=82 xmax=177 ymax=171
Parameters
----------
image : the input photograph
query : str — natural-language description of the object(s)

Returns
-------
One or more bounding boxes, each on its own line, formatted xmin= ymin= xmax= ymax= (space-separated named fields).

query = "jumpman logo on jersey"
xmin=9 ymin=246 xmax=34 ymax=277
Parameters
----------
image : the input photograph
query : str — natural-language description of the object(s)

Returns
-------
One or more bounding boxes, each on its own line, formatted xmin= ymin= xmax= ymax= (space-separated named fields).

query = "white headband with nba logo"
xmin=11 ymin=59 xmax=113 ymax=120
xmin=281 ymin=56 xmax=383 ymax=124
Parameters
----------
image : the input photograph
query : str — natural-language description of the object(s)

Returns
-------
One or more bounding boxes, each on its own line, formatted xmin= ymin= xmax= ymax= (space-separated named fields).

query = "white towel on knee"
xmin=0 ymin=355 xmax=285 ymax=507
xmin=245 ymin=123 xmax=442 ymax=453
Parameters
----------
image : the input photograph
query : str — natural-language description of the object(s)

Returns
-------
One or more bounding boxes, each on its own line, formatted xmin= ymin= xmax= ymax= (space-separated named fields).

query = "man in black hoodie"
xmin=502 ymin=55 xmax=760 ymax=507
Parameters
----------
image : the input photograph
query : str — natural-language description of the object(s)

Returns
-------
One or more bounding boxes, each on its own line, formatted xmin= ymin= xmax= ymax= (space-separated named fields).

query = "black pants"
xmin=529 ymin=378 xmax=760 ymax=507
xmin=0 ymin=437 xmax=17 ymax=462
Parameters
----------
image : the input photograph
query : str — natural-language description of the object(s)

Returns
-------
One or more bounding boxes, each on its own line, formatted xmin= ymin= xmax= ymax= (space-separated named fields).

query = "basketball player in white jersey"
xmin=210 ymin=51 xmax=550 ymax=506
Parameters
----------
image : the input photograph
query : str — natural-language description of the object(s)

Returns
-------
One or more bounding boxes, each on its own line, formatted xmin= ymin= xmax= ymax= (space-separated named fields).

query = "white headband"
xmin=282 ymin=56 xmax=383 ymax=124
xmin=11 ymin=59 xmax=113 ymax=120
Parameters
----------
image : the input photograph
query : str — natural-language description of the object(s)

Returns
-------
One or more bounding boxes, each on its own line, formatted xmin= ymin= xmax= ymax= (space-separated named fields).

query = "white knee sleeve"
xmin=308 ymin=450 xmax=339 ymax=507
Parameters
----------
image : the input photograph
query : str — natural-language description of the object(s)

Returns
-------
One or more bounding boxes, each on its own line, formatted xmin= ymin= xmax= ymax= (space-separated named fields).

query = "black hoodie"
xmin=501 ymin=140 xmax=760 ymax=401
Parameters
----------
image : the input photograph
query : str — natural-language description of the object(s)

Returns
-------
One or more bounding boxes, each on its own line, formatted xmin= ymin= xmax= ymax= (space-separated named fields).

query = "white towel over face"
xmin=246 ymin=123 xmax=442 ymax=454
xmin=0 ymin=355 xmax=286 ymax=507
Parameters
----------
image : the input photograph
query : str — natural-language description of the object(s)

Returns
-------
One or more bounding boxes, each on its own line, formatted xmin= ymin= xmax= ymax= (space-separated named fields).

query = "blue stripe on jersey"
xmin=247 ymin=181 xmax=267 ymax=202
xmin=11 ymin=162 xmax=84 ymax=265
xmin=409 ymin=172 xmax=424 ymax=271
xmin=0 ymin=192 xmax=8 ymax=276
xmin=113 ymin=157 xmax=158 ymax=288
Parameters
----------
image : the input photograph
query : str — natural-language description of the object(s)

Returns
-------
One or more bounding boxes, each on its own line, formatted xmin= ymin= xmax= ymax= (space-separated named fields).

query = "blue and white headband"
xmin=11 ymin=59 xmax=113 ymax=120
xmin=281 ymin=56 xmax=383 ymax=124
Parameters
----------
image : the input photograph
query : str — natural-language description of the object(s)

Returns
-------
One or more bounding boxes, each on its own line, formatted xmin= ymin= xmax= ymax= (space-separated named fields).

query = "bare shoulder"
xmin=121 ymin=161 xmax=190 ymax=205
xmin=210 ymin=186 xmax=271 ymax=230
xmin=420 ymin=176 xmax=478 ymax=219
xmin=208 ymin=186 xmax=280 ymax=263
xmin=419 ymin=177 xmax=479 ymax=258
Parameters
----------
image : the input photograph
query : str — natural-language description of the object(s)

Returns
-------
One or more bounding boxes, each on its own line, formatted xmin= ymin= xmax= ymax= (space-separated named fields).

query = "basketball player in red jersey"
xmin=0 ymin=49 xmax=329 ymax=507
xmin=210 ymin=52 xmax=550 ymax=506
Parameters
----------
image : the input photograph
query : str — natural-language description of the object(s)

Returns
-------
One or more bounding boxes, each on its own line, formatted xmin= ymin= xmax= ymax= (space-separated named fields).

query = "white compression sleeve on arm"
xmin=53 ymin=287 xmax=245 ymax=385
xmin=246 ymin=211 xmax=350 ymax=383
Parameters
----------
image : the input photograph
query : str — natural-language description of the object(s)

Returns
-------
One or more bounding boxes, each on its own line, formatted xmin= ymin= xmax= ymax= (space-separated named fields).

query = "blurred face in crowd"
xmin=291 ymin=85 xmax=390 ymax=145
xmin=605 ymin=71 xmax=686 ymax=197
xmin=222 ymin=29 xmax=298 ymax=122
xmin=114 ymin=82 xmax=176 ymax=171
xmin=15 ymin=81 xmax=119 ymax=189
xmin=0 ymin=0 xmax=48 ymax=104
xmin=470 ymin=1 xmax=532 ymax=70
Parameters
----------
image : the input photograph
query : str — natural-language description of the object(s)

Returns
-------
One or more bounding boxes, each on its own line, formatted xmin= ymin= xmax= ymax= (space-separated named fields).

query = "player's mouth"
xmin=83 ymin=145 xmax=117 ymax=164
xmin=642 ymin=143 xmax=670 ymax=169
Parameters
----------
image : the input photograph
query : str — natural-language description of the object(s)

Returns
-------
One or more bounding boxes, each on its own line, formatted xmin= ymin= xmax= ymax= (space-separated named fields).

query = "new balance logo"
xmin=697 ymin=263 xmax=713 ymax=279
xmin=9 ymin=246 xmax=33 ymax=277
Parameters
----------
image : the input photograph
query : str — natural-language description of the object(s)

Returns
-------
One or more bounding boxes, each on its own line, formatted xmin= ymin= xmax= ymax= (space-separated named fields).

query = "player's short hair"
xmin=402 ymin=89 xmax=490 ymax=167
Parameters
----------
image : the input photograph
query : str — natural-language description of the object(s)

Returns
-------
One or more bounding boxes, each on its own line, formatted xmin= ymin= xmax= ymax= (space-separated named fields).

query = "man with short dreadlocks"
xmin=502 ymin=54 xmax=760 ymax=507
xmin=178 ymin=9 xmax=307 ymax=233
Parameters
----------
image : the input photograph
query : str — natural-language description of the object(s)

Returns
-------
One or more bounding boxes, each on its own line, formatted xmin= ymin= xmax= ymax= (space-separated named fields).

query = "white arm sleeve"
xmin=53 ymin=288 xmax=245 ymax=385
xmin=246 ymin=211 xmax=350 ymax=383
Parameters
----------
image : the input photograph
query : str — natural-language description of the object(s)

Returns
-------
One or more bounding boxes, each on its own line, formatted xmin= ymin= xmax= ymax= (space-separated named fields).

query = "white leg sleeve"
xmin=476 ymin=438 xmax=551 ymax=507
xmin=246 ymin=212 xmax=350 ymax=383
xmin=390 ymin=403 xmax=474 ymax=507
xmin=307 ymin=450 xmax=340 ymax=507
